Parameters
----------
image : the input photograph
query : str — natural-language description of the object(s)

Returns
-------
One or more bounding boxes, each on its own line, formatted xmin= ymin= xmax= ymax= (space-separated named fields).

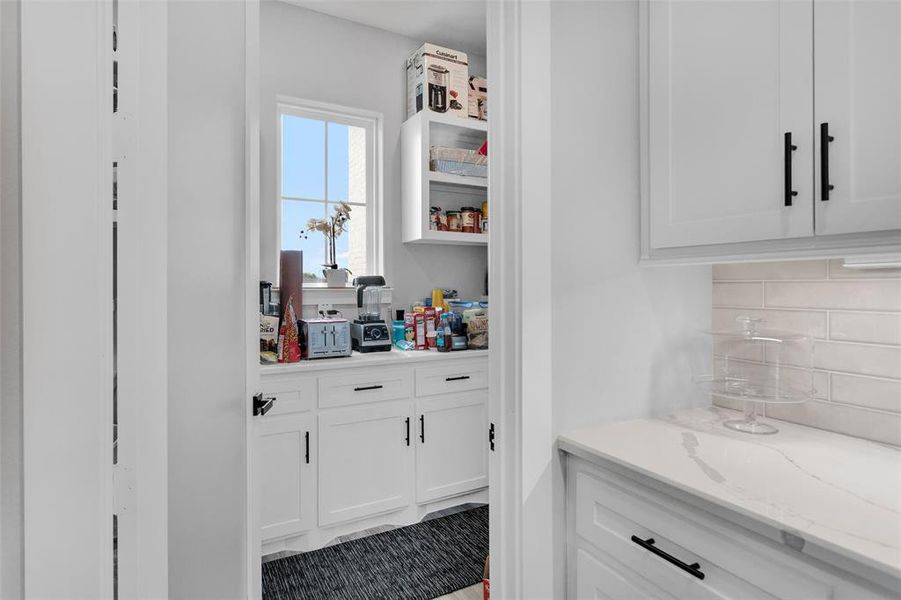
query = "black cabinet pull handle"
xmin=631 ymin=536 xmax=705 ymax=580
xmin=252 ymin=393 xmax=275 ymax=417
xmin=445 ymin=375 xmax=471 ymax=382
xmin=405 ymin=417 xmax=410 ymax=446
xmin=784 ymin=132 xmax=798 ymax=206
xmin=304 ymin=431 xmax=310 ymax=464
xmin=419 ymin=414 xmax=425 ymax=443
xmin=354 ymin=384 xmax=383 ymax=392
xmin=820 ymin=122 xmax=835 ymax=201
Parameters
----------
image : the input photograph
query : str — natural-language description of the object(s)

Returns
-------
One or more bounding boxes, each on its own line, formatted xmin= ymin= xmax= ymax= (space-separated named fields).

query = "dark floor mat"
xmin=262 ymin=505 xmax=488 ymax=600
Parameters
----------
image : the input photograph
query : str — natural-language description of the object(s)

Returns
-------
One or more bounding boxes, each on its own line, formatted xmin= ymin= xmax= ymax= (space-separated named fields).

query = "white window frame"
xmin=276 ymin=96 xmax=383 ymax=288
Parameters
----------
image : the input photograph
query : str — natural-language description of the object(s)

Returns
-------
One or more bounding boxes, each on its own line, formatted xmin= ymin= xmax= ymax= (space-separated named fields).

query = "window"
xmin=278 ymin=100 xmax=381 ymax=285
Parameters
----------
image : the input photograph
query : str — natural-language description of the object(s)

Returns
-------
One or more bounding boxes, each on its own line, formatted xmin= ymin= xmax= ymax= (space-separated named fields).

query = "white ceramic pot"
xmin=324 ymin=268 xmax=348 ymax=288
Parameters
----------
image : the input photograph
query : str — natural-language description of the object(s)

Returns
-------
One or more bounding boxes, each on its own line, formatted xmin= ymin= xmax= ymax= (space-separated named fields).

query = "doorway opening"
xmin=245 ymin=2 xmax=494 ymax=598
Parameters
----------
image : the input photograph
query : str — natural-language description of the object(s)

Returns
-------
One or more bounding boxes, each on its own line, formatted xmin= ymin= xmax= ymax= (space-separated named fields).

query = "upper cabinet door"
xmin=647 ymin=1 xmax=814 ymax=249
xmin=814 ymin=0 xmax=901 ymax=236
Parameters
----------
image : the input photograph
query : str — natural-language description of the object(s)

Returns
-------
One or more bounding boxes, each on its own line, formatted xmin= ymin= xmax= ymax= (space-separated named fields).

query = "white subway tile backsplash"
xmin=813 ymin=341 xmax=901 ymax=380
xmin=712 ymin=308 xmax=827 ymax=339
xmin=830 ymin=312 xmax=901 ymax=346
xmin=713 ymin=260 xmax=827 ymax=281
xmin=828 ymin=259 xmax=901 ymax=279
xmin=831 ymin=374 xmax=901 ymax=413
xmin=711 ymin=259 xmax=901 ymax=445
xmin=765 ymin=280 xmax=901 ymax=311
xmin=712 ymin=282 xmax=762 ymax=307
xmin=765 ymin=400 xmax=901 ymax=447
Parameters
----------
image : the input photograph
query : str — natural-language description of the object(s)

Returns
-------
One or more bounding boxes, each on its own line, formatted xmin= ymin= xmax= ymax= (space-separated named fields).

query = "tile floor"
xmin=436 ymin=583 xmax=483 ymax=600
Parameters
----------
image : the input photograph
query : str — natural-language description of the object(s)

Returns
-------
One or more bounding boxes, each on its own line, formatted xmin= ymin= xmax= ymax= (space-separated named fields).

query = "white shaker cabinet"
xmin=258 ymin=412 xmax=315 ymax=541
xmin=257 ymin=352 xmax=489 ymax=553
xmin=565 ymin=456 xmax=897 ymax=600
xmin=415 ymin=391 xmax=488 ymax=504
xmin=646 ymin=0 xmax=814 ymax=249
xmin=814 ymin=0 xmax=901 ymax=236
xmin=317 ymin=400 xmax=414 ymax=527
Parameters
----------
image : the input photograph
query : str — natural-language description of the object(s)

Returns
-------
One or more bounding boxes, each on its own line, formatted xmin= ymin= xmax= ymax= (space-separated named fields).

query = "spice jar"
xmin=446 ymin=210 xmax=462 ymax=232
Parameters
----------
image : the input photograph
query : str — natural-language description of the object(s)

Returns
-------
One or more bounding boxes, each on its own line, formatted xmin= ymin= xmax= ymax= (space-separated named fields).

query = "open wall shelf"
xmin=401 ymin=110 xmax=488 ymax=245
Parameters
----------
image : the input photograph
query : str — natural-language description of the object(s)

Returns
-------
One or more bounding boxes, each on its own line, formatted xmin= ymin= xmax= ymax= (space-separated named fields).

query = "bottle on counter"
xmin=436 ymin=314 xmax=452 ymax=353
xmin=393 ymin=309 xmax=406 ymax=344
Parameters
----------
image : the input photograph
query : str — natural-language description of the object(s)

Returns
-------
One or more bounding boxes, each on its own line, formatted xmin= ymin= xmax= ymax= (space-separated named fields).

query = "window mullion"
xmin=323 ymin=121 xmax=330 ymax=267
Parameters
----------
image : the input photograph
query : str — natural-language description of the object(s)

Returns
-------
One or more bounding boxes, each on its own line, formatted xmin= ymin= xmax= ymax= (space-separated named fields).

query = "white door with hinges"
xmin=814 ymin=0 xmax=901 ymax=236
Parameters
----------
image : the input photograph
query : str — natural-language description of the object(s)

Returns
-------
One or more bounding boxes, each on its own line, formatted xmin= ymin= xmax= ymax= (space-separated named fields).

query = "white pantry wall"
xmin=259 ymin=1 xmax=488 ymax=307
xmin=549 ymin=0 xmax=711 ymax=434
xmin=541 ymin=0 xmax=711 ymax=593
xmin=167 ymin=1 xmax=248 ymax=597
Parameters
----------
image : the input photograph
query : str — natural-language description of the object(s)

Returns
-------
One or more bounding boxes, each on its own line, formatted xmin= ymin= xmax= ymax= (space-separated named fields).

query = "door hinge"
xmin=252 ymin=393 xmax=275 ymax=417
xmin=489 ymin=422 xmax=496 ymax=452
xmin=113 ymin=463 xmax=135 ymax=514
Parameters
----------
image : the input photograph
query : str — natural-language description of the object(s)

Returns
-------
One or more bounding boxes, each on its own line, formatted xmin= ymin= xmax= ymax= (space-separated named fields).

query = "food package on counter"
xmin=424 ymin=307 xmax=438 ymax=348
xmin=277 ymin=298 xmax=302 ymax=363
xmin=414 ymin=313 xmax=428 ymax=350
xmin=466 ymin=312 xmax=489 ymax=350
xmin=260 ymin=314 xmax=279 ymax=364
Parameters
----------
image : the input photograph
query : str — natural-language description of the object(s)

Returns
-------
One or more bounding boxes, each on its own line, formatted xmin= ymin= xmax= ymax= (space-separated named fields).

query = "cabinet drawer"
xmin=318 ymin=368 xmax=411 ymax=409
xmin=573 ymin=465 xmax=837 ymax=600
xmin=261 ymin=378 xmax=316 ymax=416
xmin=574 ymin=544 xmax=673 ymax=600
xmin=415 ymin=360 xmax=488 ymax=397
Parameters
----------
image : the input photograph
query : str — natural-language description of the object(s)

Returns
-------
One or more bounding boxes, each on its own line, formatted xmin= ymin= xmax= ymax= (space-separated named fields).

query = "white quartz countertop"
xmin=558 ymin=406 xmax=901 ymax=580
xmin=261 ymin=348 xmax=488 ymax=375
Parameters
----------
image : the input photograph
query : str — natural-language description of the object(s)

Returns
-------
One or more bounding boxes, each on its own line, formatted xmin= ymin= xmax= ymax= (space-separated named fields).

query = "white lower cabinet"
xmin=415 ymin=391 xmax=488 ymax=503
xmin=575 ymin=546 xmax=665 ymax=600
xmin=258 ymin=354 xmax=489 ymax=551
xmin=318 ymin=400 xmax=413 ymax=527
xmin=566 ymin=456 xmax=895 ymax=600
xmin=258 ymin=412 xmax=315 ymax=541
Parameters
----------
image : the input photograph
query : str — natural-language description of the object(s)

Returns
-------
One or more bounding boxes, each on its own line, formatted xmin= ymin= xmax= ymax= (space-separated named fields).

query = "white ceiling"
xmin=279 ymin=0 xmax=487 ymax=56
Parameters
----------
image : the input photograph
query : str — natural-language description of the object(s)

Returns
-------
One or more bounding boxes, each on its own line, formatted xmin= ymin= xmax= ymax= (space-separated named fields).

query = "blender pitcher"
xmin=359 ymin=286 xmax=385 ymax=322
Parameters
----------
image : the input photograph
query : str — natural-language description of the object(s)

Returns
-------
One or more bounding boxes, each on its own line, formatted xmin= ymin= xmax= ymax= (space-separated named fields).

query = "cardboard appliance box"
xmin=468 ymin=76 xmax=487 ymax=121
xmin=406 ymin=43 xmax=469 ymax=120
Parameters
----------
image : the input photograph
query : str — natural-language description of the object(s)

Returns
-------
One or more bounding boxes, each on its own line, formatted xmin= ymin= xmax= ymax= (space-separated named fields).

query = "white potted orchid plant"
xmin=303 ymin=202 xmax=352 ymax=288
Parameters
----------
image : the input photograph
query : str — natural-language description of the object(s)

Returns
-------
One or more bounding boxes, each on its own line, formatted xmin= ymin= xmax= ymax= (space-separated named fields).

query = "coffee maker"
xmin=351 ymin=276 xmax=392 ymax=353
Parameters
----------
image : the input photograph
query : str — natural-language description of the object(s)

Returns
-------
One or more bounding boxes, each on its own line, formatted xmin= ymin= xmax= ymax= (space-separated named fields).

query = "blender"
xmin=351 ymin=276 xmax=392 ymax=353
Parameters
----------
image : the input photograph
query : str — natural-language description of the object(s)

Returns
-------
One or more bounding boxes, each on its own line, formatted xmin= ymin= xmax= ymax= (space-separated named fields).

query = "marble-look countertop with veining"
xmin=558 ymin=406 xmax=901 ymax=580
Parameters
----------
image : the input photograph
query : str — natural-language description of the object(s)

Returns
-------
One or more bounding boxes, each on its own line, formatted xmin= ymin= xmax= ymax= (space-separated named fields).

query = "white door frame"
xmin=114 ymin=1 xmax=169 ymax=597
xmin=21 ymin=1 xmax=169 ymax=597
xmin=244 ymin=0 xmax=263 ymax=597
xmin=486 ymin=1 xmax=523 ymax=597
xmin=21 ymin=1 xmax=114 ymax=596
xmin=242 ymin=1 xmax=534 ymax=597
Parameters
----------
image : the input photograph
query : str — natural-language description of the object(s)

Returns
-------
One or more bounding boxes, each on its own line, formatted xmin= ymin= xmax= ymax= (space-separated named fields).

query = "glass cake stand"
xmin=693 ymin=317 xmax=816 ymax=435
